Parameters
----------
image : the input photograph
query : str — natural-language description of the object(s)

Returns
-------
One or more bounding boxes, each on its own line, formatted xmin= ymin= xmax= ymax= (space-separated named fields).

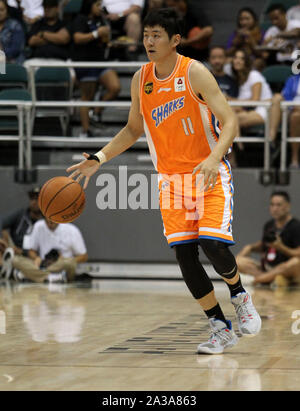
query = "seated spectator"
xmin=0 ymin=186 xmax=43 ymax=261
xmin=102 ymin=0 xmax=144 ymax=59
xmin=231 ymin=48 xmax=272 ymax=130
xmin=262 ymin=3 xmax=300 ymax=66
xmin=0 ymin=0 xmax=25 ymax=64
xmin=269 ymin=73 xmax=300 ymax=168
xmin=208 ymin=46 xmax=238 ymax=99
xmin=72 ymin=0 xmax=120 ymax=138
xmin=287 ymin=0 xmax=300 ymax=21
xmin=8 ymin=0 xmax=44 ymax=26
xmin=24 ymin=0 xmax=71 ymax=66
xmin=166 ymin=0 xmax=213 ymax=62
xmin=1 ymin=217 xmax=88 ymax=283
xmin=236 ymin=191 xmax=300 ymax=287
xmin=226 ymin=7 xmax=264 ymax=71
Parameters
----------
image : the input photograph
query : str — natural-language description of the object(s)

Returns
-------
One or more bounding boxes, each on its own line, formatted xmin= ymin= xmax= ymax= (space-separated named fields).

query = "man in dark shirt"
xmin=26 ymin=0 xmax=71 ymax=61
xmin=209 ymin=46 xmax=238 ymax=98
xmin=236 ymin=191 xmax=300 ymax=286
xmin=0 ymin=187 xmax=43 ymax=256
xmin=165 ymin=0 xmax=213 ymax=61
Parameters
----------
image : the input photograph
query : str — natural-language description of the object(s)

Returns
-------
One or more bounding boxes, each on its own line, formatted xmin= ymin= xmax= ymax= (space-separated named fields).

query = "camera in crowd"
xmin=263 ymin=230 xmax=277 ymax=244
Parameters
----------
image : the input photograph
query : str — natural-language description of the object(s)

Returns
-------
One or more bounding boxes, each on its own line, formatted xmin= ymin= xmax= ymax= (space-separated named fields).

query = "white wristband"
xmin=92 ymin=30 xmax=99 ymax=39
xmin=95 ymin=150 xmax=107 ymax=164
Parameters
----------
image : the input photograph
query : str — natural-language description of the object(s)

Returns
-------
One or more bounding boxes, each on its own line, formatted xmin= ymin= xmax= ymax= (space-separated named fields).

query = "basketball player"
xmin=67 ymin=8 xmax=261 ymax=354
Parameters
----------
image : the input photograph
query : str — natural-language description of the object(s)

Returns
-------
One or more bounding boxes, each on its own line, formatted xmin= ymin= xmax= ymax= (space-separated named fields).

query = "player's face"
xmin=269 ymin=10 xmax=286 ymax=30
xmin=269 ymin=196 xmax=290 ymax=220
xmin=143 ymin=26 xmax=179 ymax=62
xmin=239 ymin=11 xmax=255 ymax=30
xmin=209 ymin=48 xmax=226 ymax=72
xmin=232 ymin=51 xmax=245 ymax=71
xmin=44 ymin=6 xmax=59 ymax=20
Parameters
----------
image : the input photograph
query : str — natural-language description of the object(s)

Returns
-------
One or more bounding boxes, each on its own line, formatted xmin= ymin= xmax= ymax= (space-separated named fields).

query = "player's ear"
xmin=173 ymin=34 xmax=181 ymax=47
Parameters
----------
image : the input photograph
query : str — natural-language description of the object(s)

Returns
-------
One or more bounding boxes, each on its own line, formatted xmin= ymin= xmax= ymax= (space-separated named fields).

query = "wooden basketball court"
xmin=0 ymin=277 xmax=300 ymax=391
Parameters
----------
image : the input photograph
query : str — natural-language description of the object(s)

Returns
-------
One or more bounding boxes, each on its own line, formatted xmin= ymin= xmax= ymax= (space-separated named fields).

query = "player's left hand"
xmin=192 ymin=154 xmax=219 ymax=191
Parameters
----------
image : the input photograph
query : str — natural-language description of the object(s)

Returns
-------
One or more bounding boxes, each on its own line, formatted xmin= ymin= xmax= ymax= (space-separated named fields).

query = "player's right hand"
xmin=66 ymin=152 xmax=101 ymax=189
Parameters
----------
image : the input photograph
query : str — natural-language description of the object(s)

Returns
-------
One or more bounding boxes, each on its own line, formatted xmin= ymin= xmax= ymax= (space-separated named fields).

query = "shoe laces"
xmin=209 ymin=326 xmax=232 ymax=345
xmin=235 ymin=296 xmax=255 ymax=322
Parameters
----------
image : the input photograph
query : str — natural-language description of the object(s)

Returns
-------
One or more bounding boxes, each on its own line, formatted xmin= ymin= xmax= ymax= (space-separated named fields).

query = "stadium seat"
xmin=63 ymin=0 xmax=82 ymax=14
xmin=33 ymin=67 xmax=73 ymax=136
xmin=262 ymin=65 xmax=292 ymax=92
xmin=0 ymin=88 xmax=31 ymax=133
xmin=0 ymin=64 xmax=28 ymax=91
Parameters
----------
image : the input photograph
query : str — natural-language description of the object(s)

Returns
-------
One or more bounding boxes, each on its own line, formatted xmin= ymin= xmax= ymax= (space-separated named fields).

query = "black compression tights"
xmin=174 ymin=242 xmax=214 ymax=300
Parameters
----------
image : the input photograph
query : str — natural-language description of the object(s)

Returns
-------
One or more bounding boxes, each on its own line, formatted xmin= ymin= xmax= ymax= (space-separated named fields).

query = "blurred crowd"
xmin=0 ymin=0 xmax=300 ymax=166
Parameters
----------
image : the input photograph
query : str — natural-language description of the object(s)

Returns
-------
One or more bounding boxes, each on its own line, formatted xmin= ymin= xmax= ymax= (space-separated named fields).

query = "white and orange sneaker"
xmin=197 ymin=318 xmax=239 ymax=355
xmin=231 ymin=292 xmax=261 ymax=337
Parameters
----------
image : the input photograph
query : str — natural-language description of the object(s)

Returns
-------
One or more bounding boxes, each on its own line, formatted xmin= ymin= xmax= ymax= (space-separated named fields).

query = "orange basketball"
xmin=38 ymin=176 xmax=85 ymax=223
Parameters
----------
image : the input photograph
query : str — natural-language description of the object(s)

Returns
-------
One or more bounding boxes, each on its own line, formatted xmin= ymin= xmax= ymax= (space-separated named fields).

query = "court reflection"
xmin=0 ymin=282 xmax=86 ymax=343
xmin=196 ymin=355 xmax=262 ymax=391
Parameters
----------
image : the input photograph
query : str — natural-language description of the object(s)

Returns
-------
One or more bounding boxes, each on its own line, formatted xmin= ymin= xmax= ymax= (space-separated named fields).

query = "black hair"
xmin=270 ymin=191 xmax=290 ymax=203
xmin=237 ymin=7 xmax=258 ymax=27
xmin=143 ymin=7 xmax=183 ymax=39
xmin=80 ymin=0 xmax=99 ymax=15
xmin=266 ymin=3 xmax=286 ymax=14
xmin=43 ymin=0 xmax=59 ymax=8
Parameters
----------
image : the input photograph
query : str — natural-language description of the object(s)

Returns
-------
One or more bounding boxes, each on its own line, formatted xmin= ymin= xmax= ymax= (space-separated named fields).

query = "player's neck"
xmin=154 ymin=52 xmax=179 ymax=80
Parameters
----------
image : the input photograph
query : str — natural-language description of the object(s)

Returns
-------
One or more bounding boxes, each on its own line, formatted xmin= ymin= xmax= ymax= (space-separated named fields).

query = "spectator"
xmin=269 ymin=73 xmax=300 ymax=168
xmin=287 ymin=0 xmax=300 ymax=21
xmin=102 ymin=0 xmax=144 ymax=59
xmin=226 ymin=7 xmax=264 ymax=71
xmin=72 ymin=0 xmax=120 ymax=138
xmin=165 ymin=0 xmax=213 ymax=62
xmin=236 ymin=191 xmax=300 ymax=287
xmin=209 ymin=46 xmax=238 ymax=99
xmin=1 ymin=217 xmax=88 ymax=283
xmin=0 ymin=0 xmax=25 ymax=64
xmin=231 ymin=48 xmax=272 ymax=131
xmin=0 ymin=186 xmax=43 ymax=259
xmin=25 ymin=0 xmax=71 ymax=65
xmin=262 ymin=3 xmax=300 ymax=65
xmin=8 ymin=0 xmax=44 ymax=26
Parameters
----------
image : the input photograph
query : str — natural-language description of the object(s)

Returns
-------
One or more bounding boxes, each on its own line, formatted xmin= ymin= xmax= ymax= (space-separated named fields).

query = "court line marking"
xmin=3 ymin=374 xmax=14 ymax=383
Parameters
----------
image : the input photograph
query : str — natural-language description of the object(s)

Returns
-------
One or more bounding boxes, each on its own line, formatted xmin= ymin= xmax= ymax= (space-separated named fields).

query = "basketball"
xmin=38 ymin=176 xmax=85 ymax=223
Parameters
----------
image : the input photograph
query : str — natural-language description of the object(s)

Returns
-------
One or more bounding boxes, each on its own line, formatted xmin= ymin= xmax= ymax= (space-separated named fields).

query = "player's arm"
xmin=67 ymin=70 xmax=144 ymax=189
xmin=190 ymin=61 xmax=238 ymax=190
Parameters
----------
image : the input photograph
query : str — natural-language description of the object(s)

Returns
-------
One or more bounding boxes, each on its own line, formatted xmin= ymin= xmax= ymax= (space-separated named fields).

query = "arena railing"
xmin=0 ymin=61 xmax=272 ymax=171
xmin=280 ymin=101 xmax=300 ymax=173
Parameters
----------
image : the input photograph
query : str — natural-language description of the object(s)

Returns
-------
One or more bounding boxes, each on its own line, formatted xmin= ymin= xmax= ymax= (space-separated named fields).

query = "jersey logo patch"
xmin=144 ymin=82 xmax=153 ymax=94
xmin=151 ymin=96 xmax=185 ymax=127
xmin=174 ymin=77 xmax=186 ymax=92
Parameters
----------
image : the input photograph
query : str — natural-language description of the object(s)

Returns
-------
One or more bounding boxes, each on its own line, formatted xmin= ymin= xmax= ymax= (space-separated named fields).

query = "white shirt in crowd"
xmin=7 ymin=0 xmax=44 ymax=19
xmin=238 ymin=70 xmax=273 ymax=101
xmin=264 ymin=20 xmax=300 ymax=62
xmin=287 ymin=5 xmax=300 ymax=21
xmin=102 ymin=0 xmax=144 ymax=14
xmin=25 ymin=219 xmax=87 ymax=260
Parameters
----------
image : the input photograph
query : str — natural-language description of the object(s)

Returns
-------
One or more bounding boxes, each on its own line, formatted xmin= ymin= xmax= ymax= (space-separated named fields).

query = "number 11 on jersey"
xmin=181 ymin=117 xmax=195 ymax=135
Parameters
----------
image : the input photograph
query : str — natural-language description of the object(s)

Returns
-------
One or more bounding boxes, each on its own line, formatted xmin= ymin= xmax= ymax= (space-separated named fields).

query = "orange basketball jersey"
xmin=139 ymin=54 xmax=221 ymax=174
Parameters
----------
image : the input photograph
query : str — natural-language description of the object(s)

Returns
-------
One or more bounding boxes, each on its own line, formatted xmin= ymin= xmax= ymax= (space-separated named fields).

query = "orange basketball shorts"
xmin=158 ymin=159 xmax=234 ymax=247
